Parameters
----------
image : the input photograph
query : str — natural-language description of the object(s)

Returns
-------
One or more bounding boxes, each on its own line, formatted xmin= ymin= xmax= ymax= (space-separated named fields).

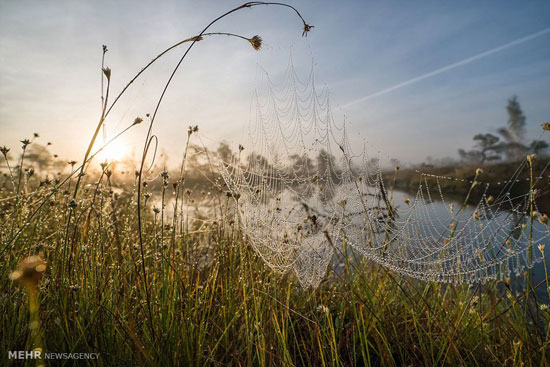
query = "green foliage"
xmin=1 ymin=152 xmax=549 ymax=366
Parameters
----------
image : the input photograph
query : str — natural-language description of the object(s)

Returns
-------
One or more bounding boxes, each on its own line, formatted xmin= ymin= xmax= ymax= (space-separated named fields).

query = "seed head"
xmin=487 ymin=195 xmax=494 ymax=204
xmin=0 ymin=146 xmax=10 ymax=157
xmin=9 ymin=255 xmax=47 ymax=292
xmin=302 ymin=23 xmax=314 ymax=37
xmin=133 ymin=117 xmax=143 ymax=126
xmin=538 ymin=214 xmax=549 ymax=225
xmin=542 ymin=122 xmax=550 ymax=131
xmin=248 ymin=35 xmax=262 ymax=51
xmin=538 ymin=244 xmax=545 ymax=255
xmin=475 ymin=168 xmax=483 ymax=176
xmin=21 ymin=139 xmax=31 ymax=149
xmin=102 ymin=67 xmax=111 ymax=80
xmin=527 ymin=153 xmax=536 ymax=164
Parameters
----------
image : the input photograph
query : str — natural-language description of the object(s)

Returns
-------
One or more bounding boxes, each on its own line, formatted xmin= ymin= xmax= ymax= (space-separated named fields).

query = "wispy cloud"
xmin=342 ymin=27 xmax=550 ymax=109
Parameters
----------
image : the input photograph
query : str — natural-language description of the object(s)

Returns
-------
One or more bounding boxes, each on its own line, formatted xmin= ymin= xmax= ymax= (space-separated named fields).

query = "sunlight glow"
xmin=95 ymin=141 xmax=129 ymax=163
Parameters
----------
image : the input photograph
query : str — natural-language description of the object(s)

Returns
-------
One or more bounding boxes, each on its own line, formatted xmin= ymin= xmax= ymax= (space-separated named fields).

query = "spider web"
xmin=218 ymin=58 xmax=550 ymax=288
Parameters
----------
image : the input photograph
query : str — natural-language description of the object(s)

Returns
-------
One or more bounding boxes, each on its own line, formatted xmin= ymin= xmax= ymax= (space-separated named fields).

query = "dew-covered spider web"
xmin=218 ymin=58 xmax=550 ymax=288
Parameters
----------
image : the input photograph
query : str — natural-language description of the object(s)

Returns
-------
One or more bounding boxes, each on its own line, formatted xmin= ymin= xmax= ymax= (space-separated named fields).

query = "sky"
xmin=1 ymin=0 xmax=549 ymax=166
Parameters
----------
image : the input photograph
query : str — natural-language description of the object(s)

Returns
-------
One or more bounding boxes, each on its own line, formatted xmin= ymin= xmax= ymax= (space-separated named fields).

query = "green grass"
xmin=1 ymin=161 xmax=549 ymax=367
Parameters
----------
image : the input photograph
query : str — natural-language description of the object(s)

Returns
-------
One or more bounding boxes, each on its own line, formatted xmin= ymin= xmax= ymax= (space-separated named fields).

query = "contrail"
xmin=342 ymin=27 xmax=550 ymax=109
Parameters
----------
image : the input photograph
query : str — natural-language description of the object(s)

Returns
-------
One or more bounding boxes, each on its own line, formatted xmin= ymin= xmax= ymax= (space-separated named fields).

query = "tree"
xmin=498 ymin=96 xmax=527 ymax=160
xmin=529 ymin=140 xmax=549 ymax=156
xmin=458 ymin=133 xmax=501 ymax=164
xmin=506 ymin=96 xmax=526 ymax=142
xmin=472 ymin=133 xmax=501 ymax=164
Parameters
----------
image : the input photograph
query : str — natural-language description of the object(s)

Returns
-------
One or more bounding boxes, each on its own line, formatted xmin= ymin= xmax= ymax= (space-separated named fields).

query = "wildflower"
xmin=538 ymin=213 xmax=548 ymax=225
xmin=9 ymin=255 xmax=47 ymax=292
xmin=542 ymin=122 xmax=550 ymax=131
xmin=538 ymin=244 xmax=545 ymax=255
xmin=541 ymin=304 xmax=549 ymax=311
xmin=0 ymin=146 xmax=10 ymax=157
xmin=248 ymin=35 xmax=262 ymax=51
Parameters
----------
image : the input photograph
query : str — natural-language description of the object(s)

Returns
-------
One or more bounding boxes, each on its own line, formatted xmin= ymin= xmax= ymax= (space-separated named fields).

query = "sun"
xmin=96 ymin=141 xmax=129 ymax=163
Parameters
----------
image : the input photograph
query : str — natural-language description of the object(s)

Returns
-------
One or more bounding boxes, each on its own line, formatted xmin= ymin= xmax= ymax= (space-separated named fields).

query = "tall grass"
xmin=1 ymin=146 xmax=549 ymax=366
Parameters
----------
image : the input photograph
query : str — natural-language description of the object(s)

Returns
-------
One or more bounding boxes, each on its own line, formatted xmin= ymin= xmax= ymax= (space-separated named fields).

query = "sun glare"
xmin=96 ymin=142 xmax=129 ymax=163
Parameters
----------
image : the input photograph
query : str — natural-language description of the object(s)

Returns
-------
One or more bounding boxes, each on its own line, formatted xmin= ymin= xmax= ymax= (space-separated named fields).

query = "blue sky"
xmin=0 ymin=0 xmax=549 ymax=165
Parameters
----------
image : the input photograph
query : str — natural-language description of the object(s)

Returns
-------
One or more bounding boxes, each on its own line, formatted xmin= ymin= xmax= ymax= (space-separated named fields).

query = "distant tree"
xmin=458 ymin=148 xmax=483 ymax=164
xmin=506 ymin=96 xmax=526 ymax=142
xmin=472 ymin=133 xmax=501 ymax=164
xmin=497 ymin=96 xmax=527 ymax=160
xmin=457 ymin=133 xmax=501 ymax=165
xmin=529 ymin=140 xmax=549 ymax=156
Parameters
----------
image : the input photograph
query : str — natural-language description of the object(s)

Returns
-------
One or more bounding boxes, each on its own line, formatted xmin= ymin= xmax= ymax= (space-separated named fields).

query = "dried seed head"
xmin=248 ymin=35 xmax=262 ymax=51
xmin=302 ymin=24 xmax=314 ymax=37
xmin=102 ymin=67 xmax=111 ymax=80
xmin=475 ymin=168 xmax=483 ymax=176
xmin=133 ymin=117 xmax=143 ymax=126
xmin=538 ymin=214 xmax=548 ymax=225
xmin=20 ymin=139 xmax=31 ymax=149
xmin=542 ymin=122 xmax=550 ymax=131
xmin=0 ymin=146 xmax=10 ymax=157
xmin=9 ymin=255 xmax=47 ymax=291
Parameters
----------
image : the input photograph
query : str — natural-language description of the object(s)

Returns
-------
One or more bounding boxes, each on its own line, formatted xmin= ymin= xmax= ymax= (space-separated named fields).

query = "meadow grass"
xmin=0 ymin=154 xmax=549 ymax=366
